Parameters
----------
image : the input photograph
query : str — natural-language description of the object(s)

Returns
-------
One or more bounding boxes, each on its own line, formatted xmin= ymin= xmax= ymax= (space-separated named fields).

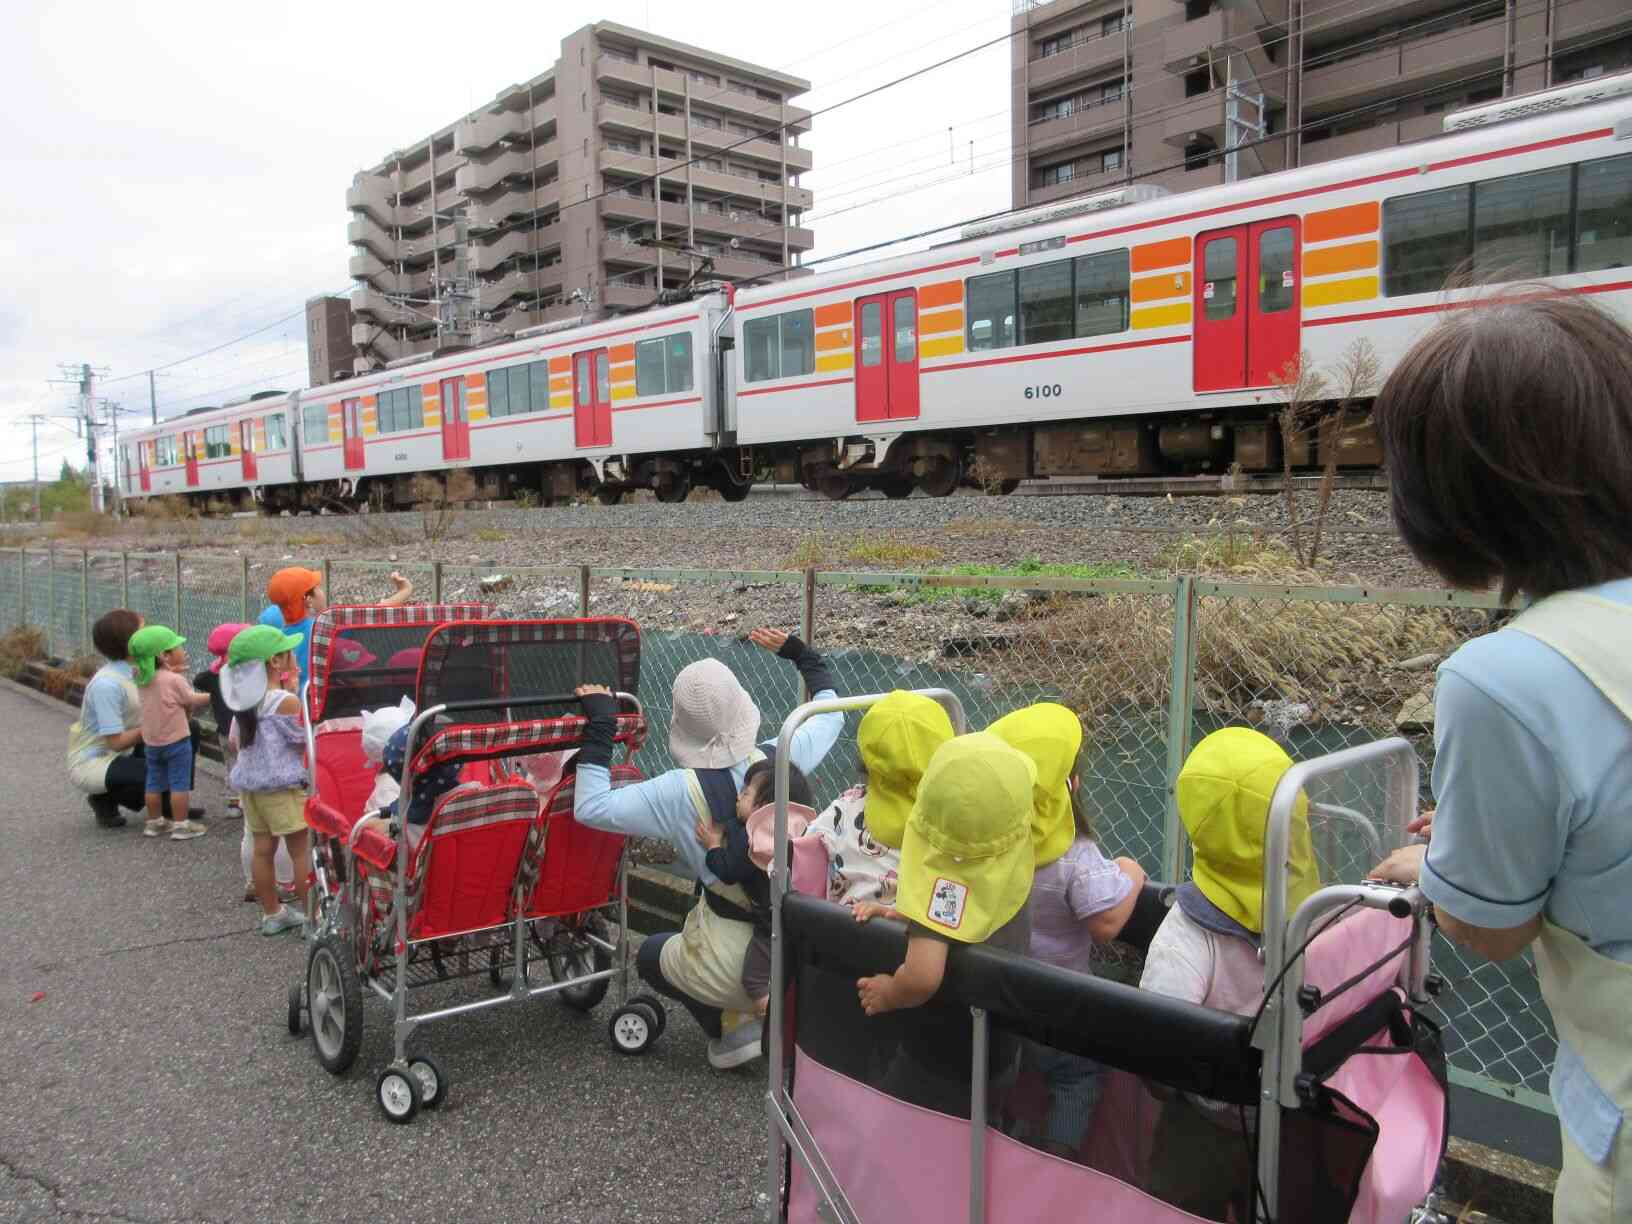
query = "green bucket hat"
xmin=127 ymin=624 xmax=185 ymax=686
xmin=220 ymin=624 xmax=304 ymax=712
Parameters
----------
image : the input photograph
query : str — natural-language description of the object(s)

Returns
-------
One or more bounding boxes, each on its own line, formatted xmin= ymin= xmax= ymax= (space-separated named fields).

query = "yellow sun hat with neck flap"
xmin=857 ymin=690 xmax=955 ymax=850
xmin=986 ymin=702 xmax=1082 ymax=868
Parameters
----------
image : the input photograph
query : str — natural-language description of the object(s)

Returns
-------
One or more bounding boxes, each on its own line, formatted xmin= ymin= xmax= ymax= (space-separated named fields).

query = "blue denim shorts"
xmin=145 ymin=740 xmax=193 ymax=794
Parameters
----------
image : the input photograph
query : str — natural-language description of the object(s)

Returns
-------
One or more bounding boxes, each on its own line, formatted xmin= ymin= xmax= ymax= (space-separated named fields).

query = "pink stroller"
xmin=762 ymin=694 xmax=1448 ymax=1224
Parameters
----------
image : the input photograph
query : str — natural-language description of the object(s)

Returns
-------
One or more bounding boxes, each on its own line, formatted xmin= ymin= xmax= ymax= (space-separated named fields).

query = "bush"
xmin=0 ymin=625 xmax=47 ymax=680
xmin=56 ymin=510 xmax=118 ymax=539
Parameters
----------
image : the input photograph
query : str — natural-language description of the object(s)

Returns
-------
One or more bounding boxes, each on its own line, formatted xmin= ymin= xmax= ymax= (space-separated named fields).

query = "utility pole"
xmin=25 ymin=415 xmax=42 ymax=522
xmin=149 ymin=369 xmax=157 ymax=424
xmin=50 ymin=361 xmax=109 ymax=514
xmin=1223 ymin=54 xmax=1267 ymax=185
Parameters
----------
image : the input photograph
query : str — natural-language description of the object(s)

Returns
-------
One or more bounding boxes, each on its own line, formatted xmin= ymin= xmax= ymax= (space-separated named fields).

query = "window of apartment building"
xmin=1185 ymin=68 xmax=1213 ymax=97
xmin=742 ymin=309 xmax=815 ymax=382
xmin=1101 ymin=13 xmax=1125 ymax=37
xmin=266 ymin=414 xmax=287 ymax=450
xmin=1185 ymin=0 xmax=1214 ymax=17
xmin=1102 ymin=148 xmax=1123 ymax=173
xmin=376 ymin=386 xmax=424 ymax=433
xmin=692 ymin=111 xmax=722 ymax=130
xmin=303 ymin=402 xmax=329 ymax=444
xmin=204 ymin=425 xmax=230 ymax=459
xmin=606 ymin=138 xmax=642 ymax=155
xmin=1184 ymin=137 xmax=1218 ymax=171
xmin=1036 ymin=26 xmax=1086 ymax=58
xmin=635 ymin=333 xmax=696 ymax=396
xmin=156 ymin=436 xmax=178 ymax=467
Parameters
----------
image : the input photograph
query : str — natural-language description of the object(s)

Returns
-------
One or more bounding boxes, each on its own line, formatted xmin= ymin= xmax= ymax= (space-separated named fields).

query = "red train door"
xmin=1193 ymin=218 xmax=1301 ymax=391
xmin=440 ymin=378 xmax=469 ymax=461
xmin=342 ymin=398 xmax=365 ymax=470
xmin=574 ymin=349 xmax=612 ymax=447
xmin=240 ymin=419 xmax=258 ymax=481
xmin=1246 ymin=217 xmax=1301 ymax=388
xmin=137 ymin=443 xmax=151 ymax=492
xmin=854 ymin=290 xmax=920 ymax=422
xmin=184 ymin=433 xmax=200 ymax=487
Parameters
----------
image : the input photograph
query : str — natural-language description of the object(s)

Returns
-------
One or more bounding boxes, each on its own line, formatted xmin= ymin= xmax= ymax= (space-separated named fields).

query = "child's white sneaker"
xmin=143 ymin=818 xmax=174 ymax=838
xmin=169 ymin=819 xmax=207 ymax=841
xmin=259 ymin=906 xmax=304 ymax=936
xmin=225 ymin=796 xmax=244 ymax=819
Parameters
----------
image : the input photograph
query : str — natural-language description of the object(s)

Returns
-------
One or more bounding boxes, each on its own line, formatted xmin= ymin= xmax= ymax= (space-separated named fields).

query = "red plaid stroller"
xmin=288 ymin=609 xmax=663 ymax=1122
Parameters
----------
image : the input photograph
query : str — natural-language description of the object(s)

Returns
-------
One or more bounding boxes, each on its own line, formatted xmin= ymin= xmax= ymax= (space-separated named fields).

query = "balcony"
xmin=1556 ymin=0 xmax=1629 ymax=44
xmin=598 ymin=149 xmax=812 ymax=210
xmin=350 ymin=288 xmax=419 ymax=327
xmin=1163 ymin=10 xmax=1230 ymax=71
xmin=1162 ymin=88 xmax=1226 ymax=146
xmin=351 ymin=327 xmax=435 ymax=367
xmin=598 ymin=101 xmax=813 ymax=172
xmin=599 ymin=192 xmax=813 ymax=247
xmin=594 ymin=56 xmax=812 ymax=132
xmin=1027 ymin=99 xmax=1127 ymax=157
xmin=474 ymin=270 xmax=542 ymax=313
xmin=347 ymin=216 xmax=399 ymax=260
xmin=603 ymin=282 xmax=662 ymax=311
xmin=457 ymin=144 xmax=560 ymax=195
xmin=706 ymin=249 xmax=787 ymax=280
xmin=602 ymin=236 xmax=661 ymax=268
xmin=1028 ymin=165 xmax=1131 ymax=206
xmin=465 ymin=182 xmax=561 ymax=230
xmin=469 ymin=222 xmax=562 ymax=272
xmin=346 ymin=174 xmax=395 ymax=224
xmin=456 ymin=99 xmax=557 ymax=154
xmin=1028 ymin=31 xmax=1127 ymax=92
xmin=1303 ymin=15 xmax=1506 ymax=114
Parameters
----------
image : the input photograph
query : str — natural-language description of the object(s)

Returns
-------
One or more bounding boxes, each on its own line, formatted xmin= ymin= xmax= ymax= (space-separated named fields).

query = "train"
xmin=118 ymin=72 xmax=1632 ymax=512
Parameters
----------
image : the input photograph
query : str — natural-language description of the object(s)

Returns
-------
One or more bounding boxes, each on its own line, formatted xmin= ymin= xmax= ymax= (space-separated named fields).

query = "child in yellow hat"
xmin=1139 ymin=726 xmax=1320 ymax=1219
xmin=856 ymin=733 xmax=1037 ymax=1116
xmin=988 ymin=702 xmax=1148 ymax=1156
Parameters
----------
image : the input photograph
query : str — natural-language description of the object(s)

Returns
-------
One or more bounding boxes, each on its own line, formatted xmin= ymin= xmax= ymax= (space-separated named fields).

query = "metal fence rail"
xmin=0 ymin=547 xmax=1546 ymax=1114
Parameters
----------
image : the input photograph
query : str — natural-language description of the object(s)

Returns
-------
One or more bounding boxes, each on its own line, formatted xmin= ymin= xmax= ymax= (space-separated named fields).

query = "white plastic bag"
xmin=361 ymin=697 xmax=415 ymax=764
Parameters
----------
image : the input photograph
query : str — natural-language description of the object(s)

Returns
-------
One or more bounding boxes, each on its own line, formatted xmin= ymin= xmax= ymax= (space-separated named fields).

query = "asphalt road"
xmin=0 ymin=683 xmax=765 ymax=1224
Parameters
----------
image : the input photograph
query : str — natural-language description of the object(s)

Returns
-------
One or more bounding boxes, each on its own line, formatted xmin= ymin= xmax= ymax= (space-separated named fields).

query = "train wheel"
xmin=817 ymin=473 xmax=853 ymax=501
xmin=879 ymin=476 xmax=913 ymax=500
xmin=595 ymin=486 xmax=624 ymax=506
xmin=917 ymin=458 xmax=960 ymax=498
xmin=654 ymin=470 xmax=692 ymax=504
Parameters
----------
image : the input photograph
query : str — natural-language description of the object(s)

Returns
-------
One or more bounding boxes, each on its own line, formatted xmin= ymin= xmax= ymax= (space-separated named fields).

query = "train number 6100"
xmin=1023 ymin=384 xmax=1063 ymax=400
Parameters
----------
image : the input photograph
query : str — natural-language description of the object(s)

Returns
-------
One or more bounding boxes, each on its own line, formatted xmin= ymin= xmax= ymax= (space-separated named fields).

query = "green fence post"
xmin=800 ymin=566 xmax=817 ymax=703
xmin=46 ymin=544 xmax=55 ymax=659
xmin=19 ymin=549 xmax=27 ymax=630
xmin=321 ymin=558 xmax=332 ymax=604
xmin=173 ymin=551 xmax=183 ymax=631
xmin=240 ymin=554 xmax=250 ymax=622
xmin=80 ymin=550 xmax=90 ymax=657
xmin=120 ymin=551 xmax=130 ymax=610
xmin=432 ymin=561 xmax=444 ymax=605
xmin=1162 ymin=576 xmax=1198 ymax=884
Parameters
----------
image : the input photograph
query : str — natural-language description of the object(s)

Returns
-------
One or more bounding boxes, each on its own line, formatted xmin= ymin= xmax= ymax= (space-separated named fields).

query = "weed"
xmin=784 ymin=537 xmax=830 ymax=569
xmin=474 ymin=527 xmax=508 ymax=543
xmin=843 ymin=537 xmax=944 ymax=567
xmin=0 ymin=625 xmax=47 ymax=679
xmin=56 ymin=510 xmax=118 ymax=539
xmin=1154 ymin=525 xmax=1298 ymax=575
xmin=512 ymin=488 xmax=539 ymax=510
xmin=862 ymin=559 xmax=1136 ymax=605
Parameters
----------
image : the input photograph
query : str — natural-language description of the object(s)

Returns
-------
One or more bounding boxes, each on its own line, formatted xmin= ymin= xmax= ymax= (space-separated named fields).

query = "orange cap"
xmin=266 ymin=567 xmax=322 ymax=624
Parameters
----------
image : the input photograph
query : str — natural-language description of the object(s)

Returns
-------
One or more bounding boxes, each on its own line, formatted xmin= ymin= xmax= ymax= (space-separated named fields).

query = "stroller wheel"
xmin=550 ymin=918 xmax=611 ymax=1013
xmin=628 ymin=993 xmax=667 ymax=1039
xmin=375 ymin=1065 xmax=422 ymax=1124
xmin=307 ymin=936 xmax=363 ymax=1076
xmin=408 ymin=1053 xmax=449 ymax=1111
xmin=286 ymin=982 xmax=304 ymax=1036
xmin=487 ymin=945 xmax=512 ymax=992
xmin=608 ymin=1004 xmax=657 ymax=1055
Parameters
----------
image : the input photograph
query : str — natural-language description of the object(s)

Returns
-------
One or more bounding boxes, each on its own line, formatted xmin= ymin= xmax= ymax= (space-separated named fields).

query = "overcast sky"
xmin=0 ymin=0 xmax=1017 ymax=481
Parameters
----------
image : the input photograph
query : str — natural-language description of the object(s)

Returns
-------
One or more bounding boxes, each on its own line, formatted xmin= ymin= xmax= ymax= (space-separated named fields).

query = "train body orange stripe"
xmin=916 ymin=281 xmax=963 ymax=310
xmin=608 ymin=344 xmax=636 ymax=363
xmin=1131 ymin=237 xmax=1191 ymax=273
xmin=813 ymin=302 xmax=853 ymax=327
xmin=1303 ymin=240 xmax=1379 ymax=278
xmin=814 ymin=328 xmax=853 ymax=352
xmin=1130 ymin=272 xmax=1190 ymax=304
xmin=1304 ymin=201 xmax=1380 ymax=244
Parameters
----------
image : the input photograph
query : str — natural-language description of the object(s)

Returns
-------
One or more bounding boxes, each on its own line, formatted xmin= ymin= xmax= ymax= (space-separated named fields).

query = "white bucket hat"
xmin=668 ymin=658 xmax=761 ymax=769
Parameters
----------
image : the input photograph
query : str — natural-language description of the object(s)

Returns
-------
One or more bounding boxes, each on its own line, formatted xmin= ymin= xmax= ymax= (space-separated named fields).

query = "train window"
xmin=1474 ymin=166 xmax=1571 ymax=281
xmin=204 ymin=426 xmax=230 ymax=459
xmin=859 ymin=301 xmax=883 ymax=366
xmin=636 ymin=338 xmax=668 ymax=394
xmin=667 ymin=334 xmax=694 ymax=392
xmin=156 ymin=436 xmax=178 ymax=467
xmin=1202 ymin=236 xmax=1239 ymax=320
xmin=1383 ymin=184 xmax=1470 ymax=296
xmin=575 ymin=354 xmax=591 ymax=401
xmin=266 ymin=414 xmax=287 ymax=450
xmin=595 ymin=351 xmax=611 ymax=403
xmin=1018 ymin=261 xmax=1073 ymax=344
xmin=1574 ymin=153 xmax=1632 ymax=272
xmin=1258 ymin=227 xmax=1296 ymax=313
xmin=1074 ymin=249 xmax=1129 ymax=336
xmin=487 ymin=367 xmax=511 ymax=417
xmin=966 ymin=271 xmax=1017 ymax=351
xmin=377 ymin=386 xmax=424 ymax=433
xmin=894 ymin=297 xmax=917 ymax=362
xmin=528 ymin=362 xmax=550 ymax=414
xmin=742 ymin=311 xmax=815 ymax=382
xmin=302 ymin=402 xmax=328 ymax=444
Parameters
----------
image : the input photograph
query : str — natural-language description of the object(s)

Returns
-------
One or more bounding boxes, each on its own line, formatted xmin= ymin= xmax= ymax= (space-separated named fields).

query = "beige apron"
xmin=656 ymin=764 xmax=761 ymax=1014
xmin=1507 ymin=593 xmax=1632 ymax=1221
xmin=65 ymin=667 xmax=140 ymax=793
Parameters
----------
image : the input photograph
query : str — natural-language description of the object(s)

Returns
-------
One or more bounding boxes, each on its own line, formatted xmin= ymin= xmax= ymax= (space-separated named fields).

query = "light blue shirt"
xmin=1420 ymin=577 xmax=1632 ymax=1160
xmin=575 ymin=690 xmax=844 ymax=885
xmin=82 ymin=661 xmax=136 ymax=738
xmin=257 ymin=604 xmax=314 ymax=686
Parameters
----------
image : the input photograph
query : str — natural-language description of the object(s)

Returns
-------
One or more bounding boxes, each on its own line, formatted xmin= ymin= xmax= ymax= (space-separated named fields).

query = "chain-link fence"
xmin=0 ymin=548 xmax=1544 ymax=1111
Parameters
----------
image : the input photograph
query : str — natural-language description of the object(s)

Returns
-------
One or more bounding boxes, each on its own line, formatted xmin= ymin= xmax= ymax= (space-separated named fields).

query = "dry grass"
xmin=1154 ymin=525 xmax=1299 ymax=574
xmin=473 ymin=527 xmax=508 ymax=543
xmin=0 ymin=625 xmax=47 ymax=679
xmin=784 ymin=533 xmax=945 ymax=569
xmin=55 ymin=511 xmax=119 ymax=540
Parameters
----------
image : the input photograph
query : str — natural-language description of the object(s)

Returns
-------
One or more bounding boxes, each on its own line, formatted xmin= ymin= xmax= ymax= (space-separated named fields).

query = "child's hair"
xmin=1069 ymin=747 xmax=1097 ymax=841
xmin=236 ymin=703 xmax=261 ymax=749
xmin=742 ymin=757 xmax=813 ymax=811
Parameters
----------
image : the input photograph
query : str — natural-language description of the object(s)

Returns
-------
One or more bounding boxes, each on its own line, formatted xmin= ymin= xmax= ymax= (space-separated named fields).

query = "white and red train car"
xmin=119 ymin=74 xmax=1632 ymax=511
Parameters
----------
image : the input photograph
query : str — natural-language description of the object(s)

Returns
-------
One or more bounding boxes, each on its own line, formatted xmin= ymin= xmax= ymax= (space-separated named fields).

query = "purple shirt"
xmin=1027 ymin=837 xmax=1135 ymax=975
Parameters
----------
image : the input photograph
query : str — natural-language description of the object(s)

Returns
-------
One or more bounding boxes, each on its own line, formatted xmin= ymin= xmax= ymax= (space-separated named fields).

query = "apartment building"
xmin=1011 ymin=0 xmax=1632 ymax=209
xmin=305 ymin=295 xmax=356 ymax=388
xmin=347 ymin=21 xmax=813 ymax=373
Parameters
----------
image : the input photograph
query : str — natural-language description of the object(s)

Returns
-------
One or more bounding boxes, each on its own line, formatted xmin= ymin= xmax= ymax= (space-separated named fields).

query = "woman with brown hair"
xmin=1368 ymin=293 xmax=1632 ymax=1222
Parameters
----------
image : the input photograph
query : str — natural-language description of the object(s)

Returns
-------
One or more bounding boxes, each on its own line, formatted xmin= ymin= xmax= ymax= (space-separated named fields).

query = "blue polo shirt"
xmin=1421 ymin=578 xmax=1632 ymax=1161
xmin=257 ymin=604 xmax=314 ymax=687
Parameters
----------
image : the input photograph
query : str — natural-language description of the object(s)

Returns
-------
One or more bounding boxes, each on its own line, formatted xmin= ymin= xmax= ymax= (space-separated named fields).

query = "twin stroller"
xmin=285 ymin=604 xmax=667 ymax=1122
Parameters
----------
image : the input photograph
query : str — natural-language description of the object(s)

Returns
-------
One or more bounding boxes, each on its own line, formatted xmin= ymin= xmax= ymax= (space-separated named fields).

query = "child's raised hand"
xmin=851 ymin=901 xmax=896 ymax=924
xmin=389 ymin=570 xmax=412 ymax=594
xmin=857 ymin=974 xmax=895 ymax=1017
xmin=575 ymin=683 xmax=613 ymax=698
xmin=694 ymin=816 xmax=724 ymax=851
xmin=748 ymin=627 xmax=789 ymax=654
